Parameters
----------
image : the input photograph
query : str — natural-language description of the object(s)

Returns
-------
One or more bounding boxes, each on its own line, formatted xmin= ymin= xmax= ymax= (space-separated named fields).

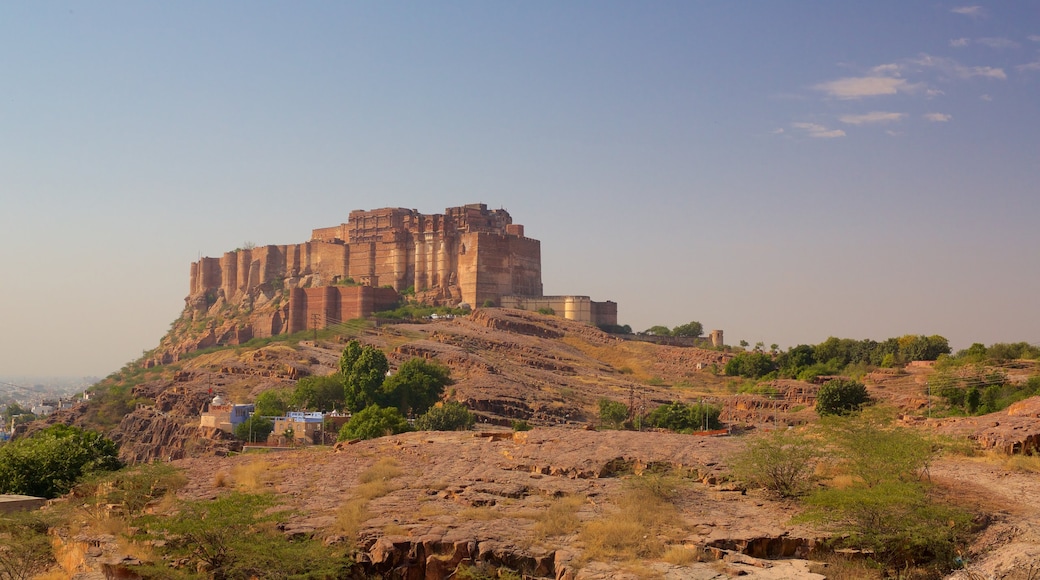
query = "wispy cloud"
xmin=951 ymin=6 xmax=985 ymax=17
xmin=839 ymin=111 xmax=906 ymax=125
xmin=910 ymin=54 xmax=1006 ymax=80
xmin=814 ymin=76 xmax=912 ymax=99
xmin=1017 ymin=61 xmax=1040 ymax=72
xmin=976 ymin=37 xmax=1019 ymax=49
xmin=950 ymin=38 xmax=970 ymax=48
xmin=980 ymin=94 xmax=993 ymax=101
xmin=924 ymin=113 xmax=952 ymax=122
xmin=1030 ymin=35 xmax=1040 ymax=43
xmin=791 ymin=122 xmax=846 ymax=138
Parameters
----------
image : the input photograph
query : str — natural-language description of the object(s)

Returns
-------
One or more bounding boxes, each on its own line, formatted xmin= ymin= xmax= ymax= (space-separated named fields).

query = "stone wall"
xmin=286 ymin=286 xmax=400 ymax=334
xmin=498 ymin=295 xmax=617 ymax=327
xmin=190 ymin=203 xmax=543 ymax=310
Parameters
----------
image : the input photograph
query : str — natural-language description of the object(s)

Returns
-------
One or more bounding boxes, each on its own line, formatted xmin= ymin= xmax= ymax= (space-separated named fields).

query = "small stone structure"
xmin=0 ymin=494 xmax=46 ymax=513
xmin=199 ymin=395 xmax=254 ymax=434
xmin=270 ymin=411 xmax=326 ymax=445
xmin=498 ymin=295 xmax=617 ymax=327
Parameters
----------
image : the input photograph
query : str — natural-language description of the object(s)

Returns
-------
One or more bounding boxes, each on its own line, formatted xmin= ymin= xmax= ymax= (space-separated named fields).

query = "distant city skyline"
xmin=2 ymin=2 xmax=1038 ymax=376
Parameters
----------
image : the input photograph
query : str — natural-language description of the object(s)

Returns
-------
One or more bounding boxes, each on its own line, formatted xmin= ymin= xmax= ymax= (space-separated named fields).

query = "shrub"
xmin=0 ymin=510 xmax=54 ymax=580
xmin=598 ymin=398 xmax=629 ymax=429
xmin=414 ymin=402 xmax=475 ymax=431
xmin=290 ymin=374 xmax=346 ymax=412
xmin=511 ymin=419 xmax=532 ymax=432
xmin=730 ymin=429 xmax=820 ymax=498
xmin=724 ymin=352 xmax=777 ymax=379
xmin=816 ymin=379 xmax=870 ymax=416
xmin=646 ymin=401 xmax=721 ymax=432
xmin=537 ymin=307 xmax=555 ymax=315
xmin=338 ymin=405 xmax=411 ymax=441
xmin=135 ymin=492 xmax=351 ymax=579
xmin=233 ymin=415 xmax=274 ymax=443
xmin=671 ymin=321 xmax=703 ymax=338
xmin=0 ymin=425 xmax=121 ymax=499
xmin=795 ymin=413 xmax=970 ymax=574
xmin=379 ymin=358 xmax=452 ymax=416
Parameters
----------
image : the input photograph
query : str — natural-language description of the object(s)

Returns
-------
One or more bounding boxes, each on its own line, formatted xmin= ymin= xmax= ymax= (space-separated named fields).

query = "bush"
xmin=338 ymin=405 xmax=411 ymax=441
xmin=598 ymin=398 xmax=629 ymax=429
xmin=234 ymin=415 xmax=274 ymax=443
xmin=511 ymin=420 xmax=532 ymax=432
xmin=339 ymin=341 xmax=390 ymax=412
xmin=414 ymin=402 xmax=475 ymax=431
xmin=646 ymin=401 xmax=721 ymax=432
xmin=797 ymin=414 xmax=970 ymax=573
xmin=379 ymin=358 xmax=451 ymax=416
xmin=671 ymin=321 xmax=703 ymax=338
xmin=290 ymin=374 xmax=346 ymax=412
xmin=730 ymin=429 xmax=820 ymax=498
xmin=135 ymin=492 xmax=351 ymax=579
xmin=724 ymin=352 xmax=777 ymax=379
xmin=0 ymin=425 xmax=121 ymax=498
xmin=815 ymin=379 xmax=869 ymax=416
xmin=0 ymin=509 xmax=54 ymax=579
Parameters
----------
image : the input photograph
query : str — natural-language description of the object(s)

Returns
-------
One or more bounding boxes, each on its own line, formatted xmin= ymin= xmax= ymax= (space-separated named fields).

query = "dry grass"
xmin=579 ymin=475 xmax=685 ymax=561
xmin=807 ymin=553 xmax=883 ymax=579
xmin=230 ymin=459 xmax=288 ymax=492
xmin=533 ymin=495 xmax=585 ymax=539
xmin=335 ymin=498 xmax=368 ymax=539
xmin=974 ymin=450 xmax=1040 ymax=473
xmin=358 ymin=458 xmax=402 ymax=483
xmin=213 ymin=471 xmax=229 ymax=488
xmin=661 ymin=546 xmax=707 ymax=565
xmin=560 ymin=336 xmax=655 ymax=380
xmin=334 ymin=457 xmax=405 ymax=542
xmin=382 ymin=523 xmax=408 ymax=536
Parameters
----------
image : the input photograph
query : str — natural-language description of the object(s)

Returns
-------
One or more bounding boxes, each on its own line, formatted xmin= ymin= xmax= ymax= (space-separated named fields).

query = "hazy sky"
xmin=2 ymin=2 xmax=1038 ymax=377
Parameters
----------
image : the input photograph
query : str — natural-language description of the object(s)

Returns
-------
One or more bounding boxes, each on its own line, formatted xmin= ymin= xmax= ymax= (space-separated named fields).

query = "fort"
xmin=184 ymin=204 xmax=616 ymax=345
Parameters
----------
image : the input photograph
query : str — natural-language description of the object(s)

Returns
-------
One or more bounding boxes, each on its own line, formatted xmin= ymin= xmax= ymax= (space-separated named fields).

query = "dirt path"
xmin=931 ymin=457 xmax=1040 ymax=579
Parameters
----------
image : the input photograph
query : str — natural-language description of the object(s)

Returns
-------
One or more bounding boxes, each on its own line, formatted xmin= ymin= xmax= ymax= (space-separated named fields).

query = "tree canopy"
xmin=340 ymin=340 xmax=390 ymax=412
xmin=414 ymin=402 xmax=475 ymax=431
xmin=379 ymin=358 xmax=451 ymax=416
xmin=815 ymin=379 xmax=870 ymax=416
xmin=290 ymin=374 xmax=346 ymax=412
xmin=338 ymin=405 xmax=411 ymax=441
xmin=0 ymin=425 xmax=122 ymax=499
xmin=670 ymin=321 xmax=704 ymax=337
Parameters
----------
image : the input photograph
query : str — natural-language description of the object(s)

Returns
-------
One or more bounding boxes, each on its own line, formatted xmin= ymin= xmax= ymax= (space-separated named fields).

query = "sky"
xmin=1 ymin=1 xmax=1038 ymax=378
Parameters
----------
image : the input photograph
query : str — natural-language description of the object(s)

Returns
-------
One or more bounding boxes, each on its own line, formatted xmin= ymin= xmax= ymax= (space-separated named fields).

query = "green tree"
xmin=414 ymin=402 xmax=475 ymax=431
xmin=252 ymin=389 xmax=288 ymax=417
xmin=233 ymin=415 xmax=274 ymax=443
xmin=815 ymin=379 xmax=869 ymax=416
xmin=338 ymin=405 xmax=411 ymax=441
xmin=730 ymin=429 xmax=820 ymax=498
xmin=136 ymin=492 xmax=350 ymax=580
xmin=646 ymin=401 xmax=721 ymax=432
xmin=379 ymin=358 xmax=451 ymax=416
xmin=291 ymin=373 xmax=347 ymax=412
xmin=598 ymin=398 xmax=629 ymax=429
xmin=670 ymin=321 xmax=703 ymax=337
xmin=644 ymin=325 xmax=671 ymax=336
xmin=0 ymin=425 xmax=121 ymax=499
xmin=797 ymin=414 xmax=969 ymax=573
xmin=339 ymin=341 xmax=390 ymax=412
xmin=724 ymin=351 xmax=777 ymax=379
xmin=0 ymin=510 xmax=54 ymax=580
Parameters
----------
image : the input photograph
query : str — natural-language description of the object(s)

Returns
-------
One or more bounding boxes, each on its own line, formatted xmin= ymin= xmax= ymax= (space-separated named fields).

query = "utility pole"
xmin=311 ymin=313 xmax=321 ymax=341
